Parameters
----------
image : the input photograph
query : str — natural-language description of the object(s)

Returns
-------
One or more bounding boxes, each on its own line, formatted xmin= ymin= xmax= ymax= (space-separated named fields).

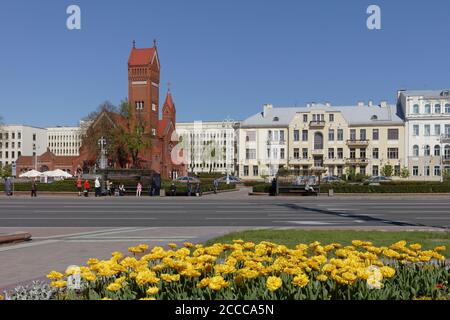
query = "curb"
xmin=0 ymin=232 xmax=32 ymax=245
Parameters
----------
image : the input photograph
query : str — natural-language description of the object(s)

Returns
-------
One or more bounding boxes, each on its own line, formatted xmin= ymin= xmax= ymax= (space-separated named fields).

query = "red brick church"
xmin=16 ymin=40 xmax=186 ymax=179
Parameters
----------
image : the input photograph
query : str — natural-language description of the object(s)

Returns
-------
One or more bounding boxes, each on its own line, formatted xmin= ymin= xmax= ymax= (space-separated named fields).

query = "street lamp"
xmin=98 ymin=137 xmax=107 ymax=170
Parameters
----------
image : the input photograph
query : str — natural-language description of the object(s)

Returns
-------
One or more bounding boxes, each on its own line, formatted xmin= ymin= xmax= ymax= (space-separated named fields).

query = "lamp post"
xmin=98 ymin=137 xmax=107 ymax=170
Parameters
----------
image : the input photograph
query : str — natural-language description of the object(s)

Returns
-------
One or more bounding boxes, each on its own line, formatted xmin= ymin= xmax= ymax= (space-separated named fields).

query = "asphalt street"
xmin=0 ymin=195 xmax=449 ymax=229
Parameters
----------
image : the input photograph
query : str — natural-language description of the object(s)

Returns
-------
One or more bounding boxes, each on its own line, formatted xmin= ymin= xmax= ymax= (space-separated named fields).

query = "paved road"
xmin=0 ymin=195 xmax=449 ymax=229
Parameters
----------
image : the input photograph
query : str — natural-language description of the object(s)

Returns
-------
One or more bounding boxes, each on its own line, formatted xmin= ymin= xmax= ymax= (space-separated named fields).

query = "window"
xmin=388 ymin=148 xmax=399 ymax=159
xmin=435 ymin=124 xmax=441 ymax=136
xmin=328 ymin=129 xmax=335 ymax=141
xmin=328 ymin=148 xmax=334 ymax=159
xmin=33 ymin=134 xmax=36 ymax=141
xmin=413 ymin=125 xmax=419 ymax=136
xmin=424 ymin=166 xmax=430 ymax=176
xmin=413 ymin=166 xmax=419 ymax=176
xmin=253 ymin=166 xmax=259 ymax=176
xmin=388 ymin=129 xmax=399 ymax=140
xmin=372 ymin=148 xmax=379 ymax=159
xmin=445 ymin=145 xmax=450 ymax=159
xmin=246 ymin=131 xmax=256 ymax=142
xmin=446 ymin=104 xmax=450 ymax=114
xmin=412 ymin=145 xmax=419 ymax=157
xmin=424 ymin=104 xmax=431 ymax=114
xmin=302 ymin=130 xmax=308 ymax=141
xmin=267 ymin=149 xmax=270 ymax=158
xmin=18 ymin=132 xmax=21 ymax=139
xmin=280 ymin=148 xmax=285 ymax=159
xmin=372 ymin=129 xmax=379 ymax=141
xmin=424 ymin=125 xmax=430 ymax=137
xmin=135 ymin=101 xmax=144 ymax=110
xmin=435 ymin=104 xmax=441 ymax=114
xmin=424 ymin=145 xmax=430 ymax=156
xmin=337 ymin=129 xmax=344 ymax=141
xmin=337 ymin=166 xmax=343 ymax=177
xmin=360 ymin=129 xmax=366 ymax=141
xmin=243 ymin=166 xmax=249 ymax=176
xmin=372 ymin=165 xmax=379 ymax=176
xmin=434 ymin=166 xmax=441 ymax=177
xmin=360 ymin=148 xmax=366 ymax=159
xmin=151 ymin=128 xmax=156 ymax=136
xmin=314 ymin=132 xmax=323 ymax=150
xmin=329 ymin=114 xmax=334 ymax=122
xmin=337 ymin=148 xmax=343 ymax=159
xmin=152 ymin=103 xmax=157 ymax=111
xmin=446 ymin=125 xmax=450 ymax=136
xmin=303 ymin=114 xmax=308 ymax=123
xmin=293 ymin=148 xmax=300 ymax=159
xmin=350 ymin=148 xmax=356 ymax=159
xmin=293 ymin=130 xmax=300 ymax=142
xmin=434 ymin=145 xmax=441 ymax=157
xmin=280 ymin=131 xmax=285 ymax=142
xmin=413 ymin=104 xmax=419 ymax=114
xmin=302 ymin=148 xmax=308 ymax=159
xmin=245 ymin=149 xmax=256 ymax=160
xmin=11 ymin=151 xmax=15 ymax=159
xmin=349 ymin=129 xmax=356 ymax=141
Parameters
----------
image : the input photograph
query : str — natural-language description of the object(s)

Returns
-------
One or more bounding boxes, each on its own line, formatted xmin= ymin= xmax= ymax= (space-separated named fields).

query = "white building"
xmin=176 ymin=120 xmax=240 ymax=175
xmin=46 ymin=126 xmax=82 ymax=156
xmin=398 ymin=90 xmax=450 ymax=181
xmin=0 ymin=125 xmax=47 ymax=167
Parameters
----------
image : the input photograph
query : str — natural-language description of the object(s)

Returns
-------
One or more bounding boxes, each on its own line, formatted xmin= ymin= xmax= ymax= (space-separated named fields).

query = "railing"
xmin=443 ymin=156 xmax=450 ymax=164
xmin=311 ymin=149 xmax=324 ymax=155
xmin=309 ymin=121 xmax=326 ymax=128
xmin=345 ymin=158 xmax=369 ymax=165
xmin=346 ymin=139 xmax=370 ymax=146
xmin=267 ymin=139 xmax=286 ymax=145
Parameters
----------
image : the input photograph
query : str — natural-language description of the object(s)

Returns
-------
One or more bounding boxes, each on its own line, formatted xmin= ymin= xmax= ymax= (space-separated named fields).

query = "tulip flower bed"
xmin=42 ymin=240 xmax=449 ymax=300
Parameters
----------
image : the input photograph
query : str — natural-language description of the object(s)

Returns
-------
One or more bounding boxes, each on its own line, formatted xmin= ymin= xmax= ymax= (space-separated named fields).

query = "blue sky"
xmin=0 ymin=0 xmax=449 ymax=127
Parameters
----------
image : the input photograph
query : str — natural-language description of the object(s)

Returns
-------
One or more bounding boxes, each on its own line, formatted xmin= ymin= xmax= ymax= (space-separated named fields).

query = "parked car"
xmin=321 ymin=176 xmax=344 ymax=184
xmin=364 ymin=176 xmax=392 ymax=184
xmin=174 ymin=176 xmax=200 ymax=184
xmin=214 ymin=176 xmax=241 ymax=184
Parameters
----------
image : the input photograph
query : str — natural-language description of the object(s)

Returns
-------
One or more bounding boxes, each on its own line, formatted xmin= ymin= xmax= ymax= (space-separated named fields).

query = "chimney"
xmin=357 ymin=101 xmax=364 ymax=107
xmin=368 ymin=100 xmax=373 ymax=107
xmin=325 ymin=102 xmax=331 ymax=107
xmin=397 ymin=89 xmax=406 ymax=99
xmin=380 ymin=101 xmax=388 ymax=108
xmin=263 ymin=104 xmax=273 ymax=118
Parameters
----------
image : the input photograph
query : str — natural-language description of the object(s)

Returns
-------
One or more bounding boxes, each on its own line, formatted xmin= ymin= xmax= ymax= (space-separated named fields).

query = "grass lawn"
xmin=206 ymin=229 xmax=450 ymax=256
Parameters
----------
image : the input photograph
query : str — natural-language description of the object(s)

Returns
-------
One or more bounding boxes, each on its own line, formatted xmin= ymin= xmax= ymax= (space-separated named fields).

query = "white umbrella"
xmin=52 ymin=169 xmax=73 ymax=178
xmin=19 ymin=170 xmax=42 ymax=178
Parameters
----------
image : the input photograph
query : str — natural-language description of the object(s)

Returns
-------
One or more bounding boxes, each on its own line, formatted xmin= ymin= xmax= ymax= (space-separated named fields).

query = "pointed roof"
xmin=163 ymin=90 xmax=175 ymax=110
xmin=128 ymin=40 xmax=158 ymax=66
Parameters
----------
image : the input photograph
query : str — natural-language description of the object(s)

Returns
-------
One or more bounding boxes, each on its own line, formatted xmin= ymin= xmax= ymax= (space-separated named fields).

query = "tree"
xmin=0 ymin=164 xmax=12 ymax=179
xmin=401 ymin=167 xmax=410 ymax=179
xmin=119 ymin=100 xmax=152 ymax=168
xmin=381 ymin=164 xmax=393 ymax=177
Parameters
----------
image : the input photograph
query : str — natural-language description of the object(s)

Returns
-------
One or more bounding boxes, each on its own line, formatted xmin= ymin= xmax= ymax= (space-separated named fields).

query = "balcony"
xmin=346 ymin=139 xmax=370 ymax=147
xmin=441 ymin=134 xmax=450 ymax=144
xmin=309 ymin=121 xmax=325 ymax=129
xmin=443 ymin=157 xmax=450 ymax=165
xmin=345 ymin=158 xmax=369 ymax=166
xmin=267 ymin=139 xmax=286 ymax=146
xmin=311 ymin=149 xmax=324 ymax=155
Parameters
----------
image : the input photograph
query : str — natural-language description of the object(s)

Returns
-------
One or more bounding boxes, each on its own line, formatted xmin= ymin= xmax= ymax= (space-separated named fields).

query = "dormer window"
xmin=371 ymin=115 xmax=378 ymax=120
xmin=273 ymin=117 xmax=279 ymax=122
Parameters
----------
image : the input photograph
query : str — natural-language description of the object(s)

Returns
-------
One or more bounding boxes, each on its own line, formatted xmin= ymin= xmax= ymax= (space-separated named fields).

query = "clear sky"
xmin=0 ymin=0 xmax=449 ymax=127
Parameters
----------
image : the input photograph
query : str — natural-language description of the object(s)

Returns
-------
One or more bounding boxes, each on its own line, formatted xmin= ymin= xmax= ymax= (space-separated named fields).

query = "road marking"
xmin=30 ymin=227 xmax=144 ymax=239
xmin=61 ymin=238 xmax=191 ymax=243
xmin=0 ymin=240 xmax=59 ymax=252
xmin=273 ymin=220 xmax=339 ymax=225
xmin=0 ymin=217 xmax=158 ymax=220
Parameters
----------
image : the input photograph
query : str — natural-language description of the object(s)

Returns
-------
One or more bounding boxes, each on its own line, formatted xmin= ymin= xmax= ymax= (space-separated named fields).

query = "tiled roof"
xmin=399 ymin=90 xmax=450 ymax=99
xmin=128 ymin=48 xmax=156 ymax=66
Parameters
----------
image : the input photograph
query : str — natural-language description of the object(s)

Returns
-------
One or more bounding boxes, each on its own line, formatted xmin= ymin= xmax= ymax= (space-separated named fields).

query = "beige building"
xmin=239 ymin=102 xmax=405 ymax=180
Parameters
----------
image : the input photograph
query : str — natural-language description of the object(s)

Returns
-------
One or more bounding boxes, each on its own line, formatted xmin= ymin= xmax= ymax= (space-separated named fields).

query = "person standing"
xmin=213 ymin=179 xmax=219 ymax=194
xmin=31 ymin=179 xmax=37 ymax=197
xmin=94 ymin=177 xmax=101 ymax=197
xmin=136 ymin=182 xmax=142 ymax=197
xmin=5 ymin=178 xmax=12 ymax=196
xmin=106 ymin=180 xmax=112 ymax=196
xmin=187 ymin=180 xmax=192 ymax=197
xmin=84 ymin=179 xmax=90 ymax=197
xmin=195 ymin=182 xmax=202 ymax=197
xmin=76 ymin=177 xmax=82 ymax=197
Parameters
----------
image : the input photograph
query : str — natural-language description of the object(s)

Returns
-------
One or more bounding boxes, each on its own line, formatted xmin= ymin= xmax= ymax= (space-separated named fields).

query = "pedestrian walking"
xmin=31 ymin=179 xmax=37 ymax=197
xmin=84 ymin=180 xmax=90 ymax=197
xmin=213 ymin=179 xmax=219 ymax=194
xmin=195 ymin=182 xmax=202 ymax=197
xmin=136 ymin=182 xmax=142 ymax=197
xmin=187 ymin=180 xmax=192 ymax=197
xmin=106 ymin=180 xmax=112 ymax=196
xmin=76 ymin=177 xmax=82 ymax=197
xmin=170 ymin=182 xmax=177 ymax=197
xmin=94 ymin=177 xmax=101 ymax=197
xmin=5 ymin=177 xmax=12 ymax=196
xmin=119 ymin=184 xmax=126 ymax=196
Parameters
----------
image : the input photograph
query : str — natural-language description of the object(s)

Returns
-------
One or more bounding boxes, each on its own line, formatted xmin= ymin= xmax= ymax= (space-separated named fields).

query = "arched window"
xmin=445 ymin=145 xmax=450 ymax=159
xmin=434 ymin=145 xmax=441 ymax=156
xmin=413 ymin=104 xmax=420 ymax=114
xmin=424 ymin=145 xmax=430 ymax=157
xmin=413 ymin=145 xmax=419 ymax=157
xmin=314 ymin=132 xmax=323 ymax=150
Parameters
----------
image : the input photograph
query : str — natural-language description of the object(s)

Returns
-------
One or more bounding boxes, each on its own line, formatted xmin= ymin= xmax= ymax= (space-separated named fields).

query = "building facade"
xmin=398 ymin=90 xmax=450 ymax=181
xmin=46 ymin=126 xmax=82 ymax=156
xmin=0 ymin=125 xmax=47 ymax=168
xmin=238 ymin=102 xmax=405 ymax=180
xmin=176 ymin=120 xmax=239 ymax=175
